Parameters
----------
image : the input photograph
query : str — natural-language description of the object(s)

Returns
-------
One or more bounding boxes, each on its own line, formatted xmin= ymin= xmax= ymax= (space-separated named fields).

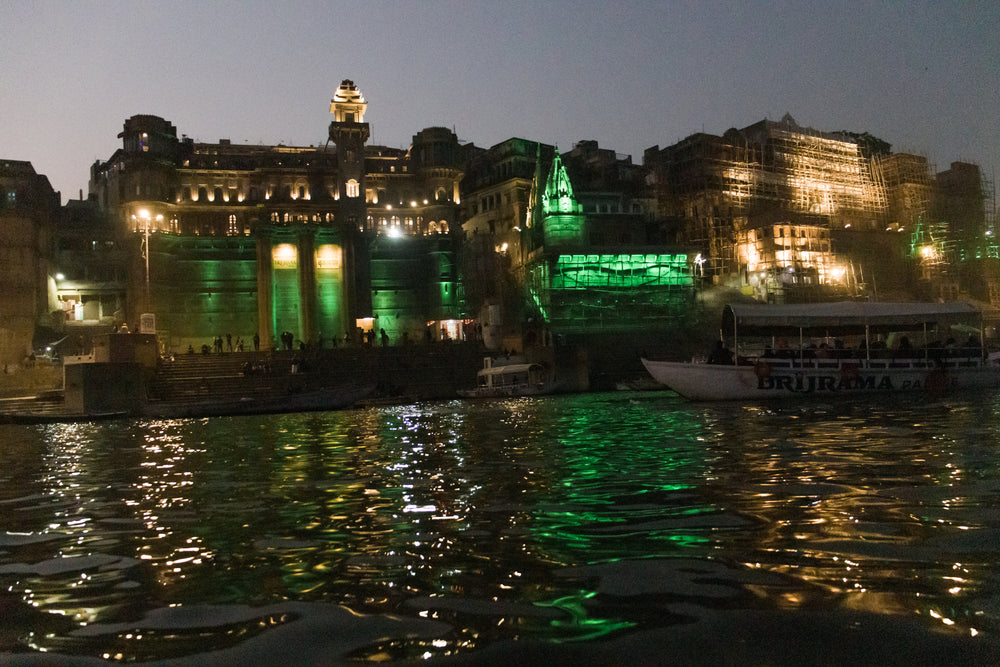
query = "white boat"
xmin=458 ymin=357 xmax=557 ymax=398
xmin=642 ymin=301 xmax=1000 ymax=401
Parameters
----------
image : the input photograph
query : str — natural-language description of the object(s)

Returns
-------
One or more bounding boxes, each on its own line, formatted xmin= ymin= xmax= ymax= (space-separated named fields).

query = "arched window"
xmin=228 ymin=214 xmax=238 ymax=235
xmin=346 ymin=179 xmax=360 ymax=198
xmin=435 ymin=187 xmax=447 ymax=202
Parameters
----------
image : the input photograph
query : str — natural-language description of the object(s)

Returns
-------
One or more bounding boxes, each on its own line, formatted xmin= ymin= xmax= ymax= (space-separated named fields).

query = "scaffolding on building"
xmin=660 ymin=118 xmax=889 ymax=293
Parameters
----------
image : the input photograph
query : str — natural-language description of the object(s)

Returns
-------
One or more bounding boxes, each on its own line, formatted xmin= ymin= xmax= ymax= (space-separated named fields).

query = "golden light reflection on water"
xmin=1 ymin=393 xmax=999 ymax=659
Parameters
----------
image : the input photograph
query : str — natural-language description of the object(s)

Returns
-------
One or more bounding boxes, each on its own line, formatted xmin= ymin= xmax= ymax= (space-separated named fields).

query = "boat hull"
xmin=457 ymin=383 xmax=556 ymax=399
xmin=641 ymin=357 xmax=1000 ymax=401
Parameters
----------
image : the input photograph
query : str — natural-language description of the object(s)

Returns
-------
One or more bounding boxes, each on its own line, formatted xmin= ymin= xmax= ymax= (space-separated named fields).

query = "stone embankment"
xmin=148 ymin=343 xmax=490 ymax=405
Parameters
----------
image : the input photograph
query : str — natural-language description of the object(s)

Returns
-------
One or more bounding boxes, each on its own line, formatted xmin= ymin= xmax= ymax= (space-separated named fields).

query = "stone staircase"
xmin=0 ymin=343 xmax=489 ymax=420
xmin=148 ymin=343 xmax=486 ymax=405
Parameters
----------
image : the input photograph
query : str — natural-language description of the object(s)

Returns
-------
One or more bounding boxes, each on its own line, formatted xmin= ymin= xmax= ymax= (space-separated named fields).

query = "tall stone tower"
xmin=328 ymin=80 xmax=372 ymax=324
xmin=329 ymin=80 xmax=370 ymax=228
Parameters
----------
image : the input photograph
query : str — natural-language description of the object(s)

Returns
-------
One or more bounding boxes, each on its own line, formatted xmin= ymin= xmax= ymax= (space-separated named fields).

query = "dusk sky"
xmin=2 ymin=1 xmax=998 ymax=204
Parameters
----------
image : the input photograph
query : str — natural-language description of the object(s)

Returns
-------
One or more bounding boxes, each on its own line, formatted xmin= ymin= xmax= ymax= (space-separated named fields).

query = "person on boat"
xmin=895 ymin=336 xmax=913 ymax=359
xmin=962 ymin=335 xmax=981 ymax=358
xmin=707 ymin=340 xmax=734 ymax=365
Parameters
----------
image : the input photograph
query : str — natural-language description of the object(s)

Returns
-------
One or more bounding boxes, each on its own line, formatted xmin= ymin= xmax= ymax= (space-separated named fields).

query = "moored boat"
xmin=642 ymin=301 xmax=1000 ymax=401
xmin=458 ymin=357 xmax=558 ymax=398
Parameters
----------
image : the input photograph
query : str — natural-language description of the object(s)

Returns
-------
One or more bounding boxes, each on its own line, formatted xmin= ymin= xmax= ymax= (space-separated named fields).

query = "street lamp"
xmin=138 ymin=210 xmax=151 ymax=304
xmin=134 ymin=209 xmax=162 ymax=312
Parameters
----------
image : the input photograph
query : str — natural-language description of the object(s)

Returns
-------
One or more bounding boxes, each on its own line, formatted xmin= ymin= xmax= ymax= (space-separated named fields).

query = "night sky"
xmin=2 ymin=1 xmax=997 ymax=204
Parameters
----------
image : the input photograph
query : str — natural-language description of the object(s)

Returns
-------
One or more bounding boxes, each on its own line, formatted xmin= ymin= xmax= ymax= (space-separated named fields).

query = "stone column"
xmin=256 ymin=229 xmax=274 ymax=350
xmin=296 ymin=227 xmax=317 ymax=345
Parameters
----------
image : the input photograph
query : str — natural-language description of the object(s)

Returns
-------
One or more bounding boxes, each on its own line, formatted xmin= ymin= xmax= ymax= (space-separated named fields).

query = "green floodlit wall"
xmin=527 ymin=253 xmax=695 ymax=332
xmin=552 ymin=254 xmax=692 ymax=289
xmin=427 ymin=248 xmax=461 ymax=320
xmin=271 ymin=242 xmax=300 ymax=344
xmin=150 ymin=239 xmax=258 ymax=351
xmin=315 ymin=243 xmax=346 ymax=341
xmin=370 ymin=243 xmax=425 ymax=341
xmin=368 ymin=237 xmax=463 ymax=341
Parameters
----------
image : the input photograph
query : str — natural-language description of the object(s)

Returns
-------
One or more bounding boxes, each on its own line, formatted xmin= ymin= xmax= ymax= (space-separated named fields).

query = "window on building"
xmin=346 ymin=179 xmax=359 ymax=198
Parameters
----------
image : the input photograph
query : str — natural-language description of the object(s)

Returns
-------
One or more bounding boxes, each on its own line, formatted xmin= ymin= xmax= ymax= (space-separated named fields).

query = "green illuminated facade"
xmin=521 ymin=145 xmax=696 ymax=333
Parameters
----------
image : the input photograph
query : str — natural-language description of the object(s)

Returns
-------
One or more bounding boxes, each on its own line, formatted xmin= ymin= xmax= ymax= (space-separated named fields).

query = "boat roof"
xmin=477 ymin=363 xmax=540 ymax=376
xmin=723 ymin=301 xmax=981 ymax=333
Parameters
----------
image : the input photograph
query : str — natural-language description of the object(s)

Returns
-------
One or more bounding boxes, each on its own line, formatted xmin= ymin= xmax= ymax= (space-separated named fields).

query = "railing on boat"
xmin=737 ymin=354 xmax=990 ymax=371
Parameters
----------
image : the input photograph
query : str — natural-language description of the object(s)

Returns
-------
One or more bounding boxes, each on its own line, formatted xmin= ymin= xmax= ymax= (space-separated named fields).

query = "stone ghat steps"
xmin=150 ymin=344 xmax=486 ymax=403
xmin=0 ymin=393 xmax=68 ymax=418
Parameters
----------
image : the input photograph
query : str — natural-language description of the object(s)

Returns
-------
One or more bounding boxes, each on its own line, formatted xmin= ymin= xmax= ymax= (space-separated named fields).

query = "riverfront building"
xmin=84 ymin=80 xmax=465 ymax=353
xmin=460 ymin=138 xmax=696 ymax=342
xmin=0 ymin=161 xmax=58 ymax=366
xmin=644 ymin=114 xmax=997 ymax=304
xmin=4 ymin=89 xmax=999 ymax=370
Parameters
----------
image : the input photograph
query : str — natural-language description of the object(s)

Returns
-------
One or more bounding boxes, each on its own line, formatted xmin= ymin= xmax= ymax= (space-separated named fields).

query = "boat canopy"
xmin=477 ymin=363 xmax=539 ymax=377
xmin=723 ymin=301 xmax=981 ymax=335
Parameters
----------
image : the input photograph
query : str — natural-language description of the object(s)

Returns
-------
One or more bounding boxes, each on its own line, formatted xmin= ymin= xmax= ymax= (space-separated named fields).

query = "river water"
xmin=2 ymin=391 xmax=999 ymax=664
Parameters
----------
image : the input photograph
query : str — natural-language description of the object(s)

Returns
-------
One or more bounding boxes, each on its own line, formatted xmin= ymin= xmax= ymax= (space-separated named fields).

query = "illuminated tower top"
xmin=330 ymin=80 xmax=367 ymax=123
xmin=542 ymin=151 xmax=581 ymax=215
xmin=540 ymin=151 xmax=584 ymax=246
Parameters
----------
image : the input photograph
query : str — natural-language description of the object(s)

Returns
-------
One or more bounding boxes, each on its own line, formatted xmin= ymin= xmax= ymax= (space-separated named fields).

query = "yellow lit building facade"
xmin=87 ymin=81 xmax=465 ymax=351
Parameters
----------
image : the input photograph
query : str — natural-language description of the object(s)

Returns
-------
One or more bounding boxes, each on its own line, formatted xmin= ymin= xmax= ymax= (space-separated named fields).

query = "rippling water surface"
xmin=2 ymin=392 xmax=1000 ymax=663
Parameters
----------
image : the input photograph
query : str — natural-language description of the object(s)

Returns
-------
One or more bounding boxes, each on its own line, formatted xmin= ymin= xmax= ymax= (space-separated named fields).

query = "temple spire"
xmin=542 ymin=150 xmax=581 ymax=215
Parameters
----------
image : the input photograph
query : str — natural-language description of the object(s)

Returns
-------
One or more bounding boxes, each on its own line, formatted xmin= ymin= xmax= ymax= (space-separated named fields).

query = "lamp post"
xmin=134 ymin=209 xmax=162 ymax=320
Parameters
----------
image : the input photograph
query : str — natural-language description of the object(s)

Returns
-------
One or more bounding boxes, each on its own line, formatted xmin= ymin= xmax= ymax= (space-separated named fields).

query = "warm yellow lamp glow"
xmin=272 ymin=244 xmax=298 ymax=269
xmin=315 ymin=244 xmax=342 ymax=270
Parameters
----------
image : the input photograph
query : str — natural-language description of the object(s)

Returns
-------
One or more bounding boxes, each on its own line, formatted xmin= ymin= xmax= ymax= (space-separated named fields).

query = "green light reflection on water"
xmin=517 ymin=394 xmax=714 ymax=641
xmin=534 ymin=590 xmax=637 ymax=642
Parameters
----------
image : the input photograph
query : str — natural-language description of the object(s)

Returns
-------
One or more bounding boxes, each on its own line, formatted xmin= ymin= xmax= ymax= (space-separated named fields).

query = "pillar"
xmin=296 ymin=228 xmax=317 ymax=345
xmin=256 ymin=230 xmax=274 ymax=350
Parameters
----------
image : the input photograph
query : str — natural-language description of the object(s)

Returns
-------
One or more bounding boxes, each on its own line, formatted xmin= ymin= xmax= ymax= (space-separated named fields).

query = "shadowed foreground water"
xmin=1 ymin=392 xmax=999 ymax=664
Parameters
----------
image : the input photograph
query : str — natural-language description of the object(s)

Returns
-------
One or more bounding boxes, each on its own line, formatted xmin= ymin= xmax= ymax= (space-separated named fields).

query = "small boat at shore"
xmin=458 ymin=357 xmax=558 ymax=398
xmin=642 ymin=301 xmax=1000 ymax=401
